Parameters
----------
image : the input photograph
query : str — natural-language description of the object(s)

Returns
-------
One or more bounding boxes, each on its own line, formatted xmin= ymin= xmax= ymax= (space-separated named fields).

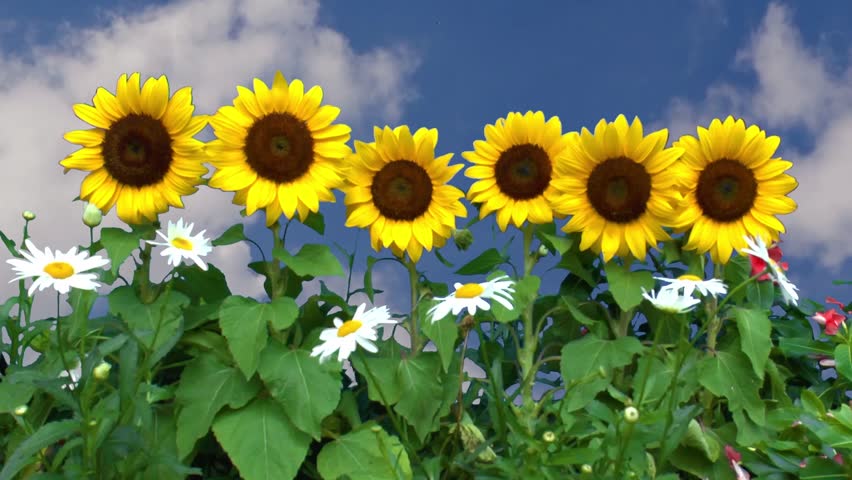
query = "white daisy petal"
xmin=6 ymin=240 xmax=110 ymax=296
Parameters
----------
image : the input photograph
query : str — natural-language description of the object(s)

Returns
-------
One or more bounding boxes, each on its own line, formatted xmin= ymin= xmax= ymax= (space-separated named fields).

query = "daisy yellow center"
xmin=337 ymin=319 xmax=363 ymax=337
xmin=102 ymin=114 xmax=174 ymax=187
xmin=171 ymin=237 xmax=194 ymax=250
xmin=244 ymin=113 xmax=315 ymax=183
xmin=370 ymin=160 xmax=434 ymax=221
xmin=494 ymin=144 xmax=552 ymax=200
xmin=586 ymin=157 xmax=651 ymax=224
xmin=455 ymin=283 xmax=485 ymax=299
xmin=677 ymin=274 xmax=703 ymax=282
xmin=695 ymin=159 xmax=757 ymax=222
xmin=43 ymin=261 xmax=75 ymax=279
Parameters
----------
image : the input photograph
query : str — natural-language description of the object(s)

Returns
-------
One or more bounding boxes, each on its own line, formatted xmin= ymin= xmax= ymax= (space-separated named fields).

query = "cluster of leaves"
xmin=1 ymin=213 xmax=851 ymax=480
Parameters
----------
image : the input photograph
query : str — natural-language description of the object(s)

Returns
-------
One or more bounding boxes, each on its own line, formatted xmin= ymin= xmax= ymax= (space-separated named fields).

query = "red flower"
xmin=725 ymin=445 xmax=750 ymax=479
xmin=725 ymin=445 xmax=742 ymax=463
xmin=826 ymin=296 xmax=851 ymax=314
xmin=813 ymin=309 xmax=847 ymax=336
xmin=749 ymin=243 xmax=788 ymax=281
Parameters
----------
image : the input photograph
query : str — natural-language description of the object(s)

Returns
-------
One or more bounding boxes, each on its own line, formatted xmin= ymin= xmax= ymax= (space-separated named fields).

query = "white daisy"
xmin=146 ymin=218 xmax=212 ymax=271
xmin=310 ymin=303 xmax=397 ymax=364
xmin=740 ymin=235 xmax=799 ymax=306
xmin=641 ymin=287 xmax=701 ymax=314
xmin=427 ymin=275 xmax=516 ymax=323
xmin=6 ymin=239 xmax=110 ymax=296
xmin=655 ymin=274 xmax=728 ymax=298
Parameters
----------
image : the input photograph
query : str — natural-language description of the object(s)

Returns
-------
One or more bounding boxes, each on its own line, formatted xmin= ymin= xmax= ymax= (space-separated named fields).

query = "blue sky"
xmin=0 ymin=0 xmax=850 ymax=326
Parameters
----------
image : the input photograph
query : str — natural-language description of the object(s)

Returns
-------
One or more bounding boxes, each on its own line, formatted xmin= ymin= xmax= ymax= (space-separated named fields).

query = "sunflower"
xmin=206 ymin=72 xmax=351 ymax=226
xmin=463 ymin=111 xmax=569 ymax=231
xmin=343 ymin=126 xmax=467 ymax=263
xmin=61 ymin=73 xmax=208 ymax=225
xmin=672 ymin=116 xmax=798 ymax=264
xmin=550 ymin=115 xmax=684 ymax=262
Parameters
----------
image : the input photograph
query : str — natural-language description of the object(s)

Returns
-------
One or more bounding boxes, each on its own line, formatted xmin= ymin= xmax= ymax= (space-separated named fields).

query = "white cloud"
xmin=0 ymin=0 xmax=419 ymax=324
xmin=658 ymin=2 xmax=852 ymax=268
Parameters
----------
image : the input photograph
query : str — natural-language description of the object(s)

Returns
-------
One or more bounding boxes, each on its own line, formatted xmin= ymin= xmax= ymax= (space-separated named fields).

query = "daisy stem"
xmin=404 ymin=257 xmax=422 ymax=355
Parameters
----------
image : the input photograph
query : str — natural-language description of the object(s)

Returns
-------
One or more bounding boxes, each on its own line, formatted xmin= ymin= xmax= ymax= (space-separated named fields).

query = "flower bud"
xmin=21 ymin=211 xmax=35 ymax=221
xmin=82 ymin=202 xmax=103 ymax=228
xmin=88 ymin=419 xmax=97 ymax=427
xmin=14 ymin=405 xmax=28 ymax=416
xmin=624 ymin=406 xmax=640 ymax=423
xmin=542 ymin=431 xmax=556 ymax=443
xmin=93 ymin=362 xmax=111 ymax=380
xmin=598 ymin=366 xmax=608 ymax=379
xmin=537 ymin=244 xmax=551 ymax=257
xmin=580 ymin=464 xmax=593 ymax=474
xmin=452 ymin=228 xmax=474 ymax=251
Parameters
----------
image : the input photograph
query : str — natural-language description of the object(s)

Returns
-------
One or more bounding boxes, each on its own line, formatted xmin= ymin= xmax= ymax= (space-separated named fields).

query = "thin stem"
xmin=455 ymin=331 xmax=471 ymax=425
xmin=404 ymin=257 xmax=421 ymax=355
xmin=517 ymin=223 xmax=539 ymax=432
xmin=268 ymin=222 xmax=283 ymax=299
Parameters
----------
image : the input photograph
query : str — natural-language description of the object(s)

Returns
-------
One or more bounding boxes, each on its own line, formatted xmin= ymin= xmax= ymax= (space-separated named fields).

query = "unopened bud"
xmin=452 ymin=228 xmax=474 ymax=251
xmin=598 ymin=366 xmax=608 ymax=379
xmin=82 ymin=202 xmax=103 ymax=228
xmin=370 ymin=425 xmax=382 ymax=433
xmin=88 ymin=419 xmax=97 ymax=427
xmin=624 ymin=406 xmax=640 ymax=423
xmin=21 ymin=211 xmax=35 ymax=221
xmin=14 ymin=405 xmax=28 ymax=416
xmin=581 ymin=464 xmax=593 ymax=474
xmin=93 ymin=362 xmax=111 ymax=380
xmin=542 ymin=431 xmax=556 ymax=443
xmin=537 ymin=244 xmax=550 ymax=257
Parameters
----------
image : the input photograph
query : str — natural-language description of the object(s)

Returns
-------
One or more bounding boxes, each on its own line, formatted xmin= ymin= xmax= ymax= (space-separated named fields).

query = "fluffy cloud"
xmin=0 ymin=0 xmax=419 ymax=324
xmin=658 ymin=2 xmax=852 ymax=267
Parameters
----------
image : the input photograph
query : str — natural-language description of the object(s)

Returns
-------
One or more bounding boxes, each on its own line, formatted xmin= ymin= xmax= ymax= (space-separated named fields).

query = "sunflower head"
xmin=551 ymin=115 xmax=684 ymax=262
xmin=207 ymin=71 xmax=352 ymax=226
xmin=672 ymin=116 xmax=797 ymax=264
xmin=342 ymin=125 xmax=467 ymax=263
xmin=61 ymin=73 xmax=209 ymax=225
xmin=463 ymin=111 xmax=569 ymax=232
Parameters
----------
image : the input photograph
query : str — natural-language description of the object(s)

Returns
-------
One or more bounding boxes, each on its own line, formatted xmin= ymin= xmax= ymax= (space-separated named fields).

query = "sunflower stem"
xmin=404 ymin=256 xmax=422 ymax=355
xmin=518 ymin=222 xmax=538 ymax=432
xmin=267 ymin=222 xmax=284 ymax=300
xmin=135 ymin=222 xmax=160 ymax=304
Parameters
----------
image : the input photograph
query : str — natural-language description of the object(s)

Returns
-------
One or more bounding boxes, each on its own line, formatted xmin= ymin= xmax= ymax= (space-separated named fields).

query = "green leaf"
xmin=172 ymin=263 xmax=231 ymax=303
xmin=257 ymin=343 xmax=341 ymax=440
xmin=559 ymin=335 xmax=644 ymax=412
xmin=698 ymin=350 xmax=765 ymax=425
xmin=212 ymin=397 xmax=311 ymax=480
xmin=603 ymin=261 xmax=655 ymax=311
xmin=433 ymin=248 xmax=454 ymax=267
xmin=799 ymin=457 xmax=847 ymax=479
xmin=211 ymin=224 xmax=247 ymax=246
xmin=100 ymin=227 xmax=142 ymax=275
xmin=317 ymin=422 xmax=413 ymax=480
xmin=536 ymin=230 xmax=573 ymax=255
xmin=219 ymin=295 xmax=298 ymax=379
xmin=65 ymin=288 xmax=97 ymax=341
xmin=420 ymin=302 xmax=459 ymax=373
xmin=0 ymin=381 xmax=36 ymax=414
xmin=680 ymin=420 xmax=720 ymax=462
xmin=301 ymin=210 xmax=325 ymax=235
xmin=454 ymin=248 xmax=507 ymax=275
xmin=175 ymin=354 xmax=261 ymax=460
xmin=834 ymin=344 xmax=852 ymax=382
xmin=273 ymin=243 xmax=344 ymax=278
xmin=350 ymin=344 xmax=404 ymax=405
xmin=732 ymin=307 xmax=772 ymax=380
xmin=393 ymin=353 xmax=444 ymax=441
xmin=746 ymin=279 xmax=775 ymax=311
xmin=108 ymin=286 xmax=189 ymax=366
xmin=778 ymin=337 xmax=835 ymax=357
xmin=0 ymin=420 xmax=79 ymax=480
xmin=0 ymin=229 xmax=19 ymax=257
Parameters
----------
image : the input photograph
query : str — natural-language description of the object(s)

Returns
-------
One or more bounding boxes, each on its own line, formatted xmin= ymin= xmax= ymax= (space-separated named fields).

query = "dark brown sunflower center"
xmin=370 ymin=160 xmax=433 ymax=221
xmin=494 ymin=144 xmax=552 ymax=200
xmin=695 ymin=158 xmax=757 ymax=222
xmin=102 ymin=114 xmax=173 ymax=187
xmin=244 ymin=113 xmax=314 ymax=183
xmin=586 ymin=157 xmax=651 ymax=224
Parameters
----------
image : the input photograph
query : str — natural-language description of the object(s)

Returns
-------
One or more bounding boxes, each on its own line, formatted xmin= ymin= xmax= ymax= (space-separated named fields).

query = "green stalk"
xmin=404 ymin=257 xmax=422 ymax=355
xmin=518 ymin=223 xmax=538 ymax=432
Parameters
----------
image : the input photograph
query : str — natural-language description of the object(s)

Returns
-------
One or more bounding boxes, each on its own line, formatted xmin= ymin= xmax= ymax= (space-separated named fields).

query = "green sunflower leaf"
xmin=301 ymin=210 xmax=326 ymax=235
xmin=218 ymin=295 xmax=299 ymax=379
xmin=732 ymin=307 xmax=772 ymax=380
xmin=257 ymin=343 xmax=342 ymax=440
xmin=212 ymin=398 xmax=311 ymax=480
xmin=394 ymin=353 xmax=444 ymax=441
xmin=454 ymin=248 xmax=507 ymax=276
xmin=211 ymin=223 xmax=247 ymax=246
xmin=420 ymin=300 xmax=459 ymax=373
xmin=174 ymin=353 xmax=261 ymax=459
xmin=108 ymin=286 xmax=188 ymax=366
xmin=100 ymin=227 xmax=143 ymax=275
xmin=273 ymin=243 xmax=344 ymax=278
xmin=317 ymin=422 xmax=413 ymax=480
xmin=603 ymin=260 xmax=654 ymax=311
xmin=698 ymin=350 xmax=765 ymax=425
